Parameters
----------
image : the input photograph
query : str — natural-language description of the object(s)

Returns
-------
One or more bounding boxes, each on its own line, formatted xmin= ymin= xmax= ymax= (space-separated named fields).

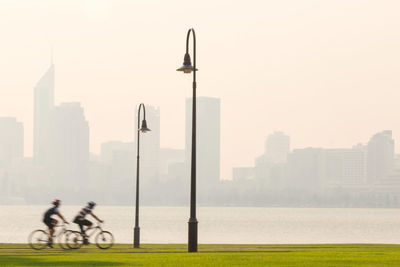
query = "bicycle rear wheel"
xmin=66 ymin=231 xmax=84 ymax=249
xmin=28 ymin=230 xmax=49 ymax=250
xmin=58 ymin=230 xmax=74 ymax=250
xmin=95 ymin=231 xmax=114 ymax=249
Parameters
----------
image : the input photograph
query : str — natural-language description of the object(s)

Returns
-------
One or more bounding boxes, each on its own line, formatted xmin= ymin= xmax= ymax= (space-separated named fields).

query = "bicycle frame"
xmin=52 ymin=224 xmax=68 ymax=238
xmin=81 ymin=223 xmax=103 ymax=239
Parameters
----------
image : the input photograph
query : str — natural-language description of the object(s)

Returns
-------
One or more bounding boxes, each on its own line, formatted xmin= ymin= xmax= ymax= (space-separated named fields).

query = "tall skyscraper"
xmin=33 ymin=63 xmax=54 ymax=165
xmin=47 ymin=102 xmax=89 ymax=189
xmin=0 ymin=117 xmax=23 ymax=168
xmin=185 ymin=97 xmax=220 ymax=199
xmin=33 ymin=64 xmax=90 ymax=200
xmin=367 ymin=130 xmax=394 ymax=183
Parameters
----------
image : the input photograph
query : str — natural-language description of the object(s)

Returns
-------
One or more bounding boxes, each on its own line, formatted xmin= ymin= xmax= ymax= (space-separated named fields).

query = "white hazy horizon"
xmin=1 ymin=0 xmax=400 ymax=179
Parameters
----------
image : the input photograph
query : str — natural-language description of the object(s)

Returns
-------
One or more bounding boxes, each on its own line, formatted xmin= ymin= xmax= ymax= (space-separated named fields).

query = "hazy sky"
xmin=1 ymin=0 xmax=400 ymax=179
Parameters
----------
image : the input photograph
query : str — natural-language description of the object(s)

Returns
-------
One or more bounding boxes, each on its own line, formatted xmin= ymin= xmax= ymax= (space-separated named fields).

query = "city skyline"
xmin=4 ymin=60 xmax=400 ymax=180
xmin=1 ymin=0 xmax=400 ymax=179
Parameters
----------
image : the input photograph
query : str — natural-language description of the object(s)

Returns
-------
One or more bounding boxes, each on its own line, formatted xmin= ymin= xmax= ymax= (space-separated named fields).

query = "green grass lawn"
xmin=1 ymin=244 xmax=400 ymax=266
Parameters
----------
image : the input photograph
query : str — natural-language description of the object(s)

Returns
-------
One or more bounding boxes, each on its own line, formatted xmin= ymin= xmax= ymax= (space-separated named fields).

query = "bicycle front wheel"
xmin=95 ymin=231 xmax=114 ymax=249
xmin=28 ymin=230 xmax=49 ymax=250
xmin=66 ymin=231 xmax=84 ymax=249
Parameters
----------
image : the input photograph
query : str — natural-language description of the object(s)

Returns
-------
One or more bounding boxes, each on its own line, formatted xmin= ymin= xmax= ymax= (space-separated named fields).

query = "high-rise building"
xmin=33 ymin=64 xmax=90 ymax=199
xmin=367 ymin=130 xmax=394 ymax=183
xmin=264 ymin=131 xmax=290 ymax=164
xmin=287 ymin=147 xmax=325 ymax=192
xmin=0 ymin=117 xmax=23 ymax=168
xmin=185 ymin=97 xmax=220 ymax=199
xmin=254 ymin=131 xmax=290 ymax=182
xmin=101 ymin=141 xmax=134 ymax=163
xmin=324 ymin=145 xmax=367 ymax=185
xmin=47 ymin=102 xmax=89 ymax=190
xmin=33 ymin=63 xmax=54 ymax=165
xmin=159 ymin=148 xmax=185 ymax=178
xmin=99 ymin=141 xmax=135 ymax=204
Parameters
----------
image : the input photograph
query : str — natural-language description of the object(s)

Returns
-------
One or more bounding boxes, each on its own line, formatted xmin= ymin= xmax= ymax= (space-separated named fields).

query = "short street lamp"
xmin=134 ymin=103 xmax=151 ymax=248
xmin=177 ymin=28 xmax=198 ymax=253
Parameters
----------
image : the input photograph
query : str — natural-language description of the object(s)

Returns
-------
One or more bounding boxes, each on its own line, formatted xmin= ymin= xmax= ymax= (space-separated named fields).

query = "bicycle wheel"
xmin=66 ymin=231 xmax=84 ymax=249
xmin=58 ymin=230 xmax=74 ymax=250
xmin=28 ymin=230 xmax=49 ymax=250
xmin=95 ymin=231 xmax=114 ymax=249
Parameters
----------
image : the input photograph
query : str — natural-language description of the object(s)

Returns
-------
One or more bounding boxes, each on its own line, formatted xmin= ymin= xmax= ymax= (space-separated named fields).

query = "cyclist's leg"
xmin=78 ymin=222 xmax=85 ymax=235
xmin=43 ymin=218 xmax=56 ymax=247
xmin=84 ymin=220 xmax=93 ymax=232
xmin=81 ymin=220 xmax=92 ymax=244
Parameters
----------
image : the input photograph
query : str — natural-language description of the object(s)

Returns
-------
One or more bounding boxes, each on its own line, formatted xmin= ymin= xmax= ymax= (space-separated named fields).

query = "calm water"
xmin=1 ymin=205 xmax=400 ymax=244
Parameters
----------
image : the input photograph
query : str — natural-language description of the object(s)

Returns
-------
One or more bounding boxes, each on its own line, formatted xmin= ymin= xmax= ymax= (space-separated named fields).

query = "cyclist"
xmin=73 ymin=201 xmax=103 ymax=244
xmin=43 ymin=199 xmax=69 ymax=248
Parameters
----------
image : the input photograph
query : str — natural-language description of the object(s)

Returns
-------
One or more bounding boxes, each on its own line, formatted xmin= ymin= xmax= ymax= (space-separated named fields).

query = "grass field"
xmin=1 ymin=244 xmax=400 ymax=266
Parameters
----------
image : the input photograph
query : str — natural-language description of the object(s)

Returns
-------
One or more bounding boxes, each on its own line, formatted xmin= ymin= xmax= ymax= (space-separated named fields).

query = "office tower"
xmin=0 ymin=117 xmax=23 ymax=168
xmin=254 ymin=132 xmax=290 ymax=182
xmin=324 ymin=145 xmax=367 ymax=185
xmin=101 ymin=141 xmax=134 ymax=163
xmin=232 ymin=167 xmax=253 ymax=181
xmin=99 ymin=141 xmax=135 ymax=204
xmin=264 ymin=131 xmax=290 ymax=164
xmin=185 ymin=97 xmax=220 ymax=198
xmin=134 ymin=105 xmax=160 ymax=182
xmin=33 ymin=63 xmax=54 ymax=165
xmin=287 ymin=148 xmax=325 ymax=192
xmin=159 ymin=148 xmax=185 ymax=178
xmin=367 ymin=130 xmax=394 ymax=183
xmin=48 ymin=102 xmax=89 ymax=188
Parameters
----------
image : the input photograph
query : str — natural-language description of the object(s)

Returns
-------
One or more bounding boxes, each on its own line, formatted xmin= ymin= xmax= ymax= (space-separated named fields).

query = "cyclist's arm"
xmin=56 ymin=212 xmax=68 ymax=224
xmin=91 ymin=213 xmax=104 ymax=223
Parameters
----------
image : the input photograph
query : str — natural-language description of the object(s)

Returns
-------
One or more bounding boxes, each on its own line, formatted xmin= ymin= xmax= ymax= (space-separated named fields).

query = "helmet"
xmin=88 ymin=201 xmax=96 ymax=207
xmin=52 ymin=199 xmax=61 ymax=206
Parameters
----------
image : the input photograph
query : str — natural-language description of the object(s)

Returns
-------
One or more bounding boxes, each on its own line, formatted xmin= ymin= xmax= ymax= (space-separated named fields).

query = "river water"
xmin=1 ymin=205 xmax=400 ymax=244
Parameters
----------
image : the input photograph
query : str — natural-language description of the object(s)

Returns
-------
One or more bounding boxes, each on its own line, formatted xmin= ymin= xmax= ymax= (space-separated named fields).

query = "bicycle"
xmin=66 ymin=222 xmax=114 ymax=250
xmin=28 ymin=223 xmax=73 ymax=250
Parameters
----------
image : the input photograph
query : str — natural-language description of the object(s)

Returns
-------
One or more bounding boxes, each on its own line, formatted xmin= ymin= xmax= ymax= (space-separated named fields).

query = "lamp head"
xmin=139 ymin=119 xmax=151 ymax=133
xmin=177 ymin=53 xmax=197 ymax=73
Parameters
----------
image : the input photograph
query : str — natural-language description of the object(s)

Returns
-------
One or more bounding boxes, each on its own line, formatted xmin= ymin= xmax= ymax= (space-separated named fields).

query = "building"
xmin=185 ymin=97 xmax=220 ymax=201
xmin=232 ymin=167 xmax=253 ymax=181
xmin=159 ymin=148 xmax=185 ymax=179
xmin=98 ymin=141 xmax=135 ymax=204
xmin=101 ymin=141 xmax=134 ymax=163
xmin=367 ymin=130 xmax=394 ymax=183
xmin=0 ymin=117 xmax=23 ymax=168
xmin=33 ymin=63 xmax=54 ymax=165
xmin=264 ymin=131 xmax=290 ymax=164
xmin=324 ymin=145 xmax=367 ymax=185
xmin=286 ymin=148 xmax=325 ymax=193
xmin=47 ymin=102 xmax=89 ymax=191
xmin=254 ymin=131 xmax=290 ymax=182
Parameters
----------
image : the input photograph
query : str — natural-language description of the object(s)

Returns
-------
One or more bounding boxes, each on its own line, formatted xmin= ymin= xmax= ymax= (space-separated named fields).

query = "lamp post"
xmin=134 ymin=103 xmax=151 ymax=248
xmin=177 ymin=28 xmax=198 ymax=253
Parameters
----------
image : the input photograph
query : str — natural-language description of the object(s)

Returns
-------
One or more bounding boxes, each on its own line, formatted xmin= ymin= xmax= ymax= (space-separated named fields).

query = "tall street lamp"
xmin=177 ymin=28 xmax=198 ymax=253
xmin=134 ymin=103 xmax=151 ymax=248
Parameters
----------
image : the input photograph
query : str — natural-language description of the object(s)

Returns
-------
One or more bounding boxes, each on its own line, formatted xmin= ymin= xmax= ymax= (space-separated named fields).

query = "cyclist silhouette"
xmin=73 ymin=201 xmax=103 ymax=244
xmin=43 ymin=199 xmax=68 ymax=248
